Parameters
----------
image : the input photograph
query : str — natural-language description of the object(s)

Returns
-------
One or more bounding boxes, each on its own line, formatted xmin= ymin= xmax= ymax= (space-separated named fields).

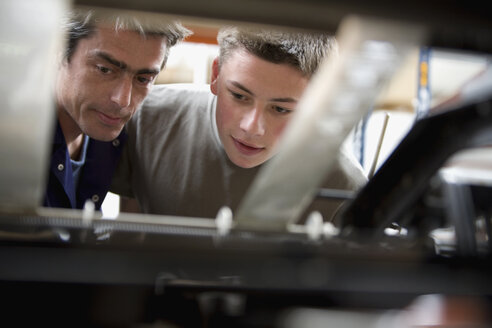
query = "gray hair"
xmin=217 ymin=26 xmax=337 ymax=77
xmin=62 ymin=9 xmax=192 ymax=67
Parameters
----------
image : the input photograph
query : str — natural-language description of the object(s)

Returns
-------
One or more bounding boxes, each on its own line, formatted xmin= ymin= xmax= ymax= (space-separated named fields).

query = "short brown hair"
xmin=217 ymin=26 xmax=337 ymax=77
xmin=62 ymin=9 xmax=192 ymax=67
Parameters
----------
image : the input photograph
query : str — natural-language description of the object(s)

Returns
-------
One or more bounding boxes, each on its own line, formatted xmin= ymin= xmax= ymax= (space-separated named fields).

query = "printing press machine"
xmin=1 ymin=0 xmax=492 ymax=327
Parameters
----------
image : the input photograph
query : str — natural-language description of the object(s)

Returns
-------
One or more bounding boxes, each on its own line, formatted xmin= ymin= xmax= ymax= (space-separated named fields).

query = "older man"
xmin=44 ymin=10 xmax=190 ymax=209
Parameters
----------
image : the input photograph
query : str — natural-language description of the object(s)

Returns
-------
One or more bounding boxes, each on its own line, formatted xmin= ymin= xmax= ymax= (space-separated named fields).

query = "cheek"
xmin=59 ymin=70 xmax=84 ymax=107
xmin=76 ymin=76 xmax=104 ymax=105
xmin=268 ymin=120 xmax=290 ymax=145
xmin=132 ymin=88 xmax=151 ymax=106
xmin=216 ymin=98 xmax=236 ymax=131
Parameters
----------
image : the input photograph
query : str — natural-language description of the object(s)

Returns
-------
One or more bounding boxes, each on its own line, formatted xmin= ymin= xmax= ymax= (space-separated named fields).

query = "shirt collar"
xmin=210 ymin=94 xmax=223 ymax=150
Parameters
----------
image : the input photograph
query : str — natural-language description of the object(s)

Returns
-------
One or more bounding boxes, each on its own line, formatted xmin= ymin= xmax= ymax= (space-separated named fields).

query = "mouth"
xmin=232 ymin=137 xmax=265 ymax=156
xmin=96 ymin=111 xmax=123 ymax=126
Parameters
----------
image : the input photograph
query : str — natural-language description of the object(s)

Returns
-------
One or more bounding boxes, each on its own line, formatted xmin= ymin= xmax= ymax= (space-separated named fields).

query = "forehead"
xmin=220 ymin=49 xmax=309 ymax=98
xmin=76 ymin=26 xmax=168 ymax=68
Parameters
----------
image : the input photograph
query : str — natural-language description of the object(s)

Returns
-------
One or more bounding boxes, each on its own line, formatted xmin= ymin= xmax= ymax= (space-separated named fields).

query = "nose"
xmin=240 ymin=107 xmax=265 ymax=136
xmin=110 ymin=77 xmax=132 ymax=108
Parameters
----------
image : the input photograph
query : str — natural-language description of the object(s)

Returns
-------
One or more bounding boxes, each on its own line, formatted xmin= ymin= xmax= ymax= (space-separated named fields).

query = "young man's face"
xmin=211 ymin=49 xmax=309 ymax=168
xmin=56 ymin=26 xmax=167 ymax=141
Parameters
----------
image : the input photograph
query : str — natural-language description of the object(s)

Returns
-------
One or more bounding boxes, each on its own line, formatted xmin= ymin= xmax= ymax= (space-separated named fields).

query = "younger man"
xmin=44 ymin=10 xmax=190 ymax=210
xmin=112 ymin=26 xmax=366 ymax=222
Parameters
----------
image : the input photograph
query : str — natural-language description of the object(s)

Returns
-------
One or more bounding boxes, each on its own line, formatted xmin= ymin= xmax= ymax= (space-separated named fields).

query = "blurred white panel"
xmin=0 ymin=0 xmax=69 ymax=212
xmin=101 ymin=192 xmax=120 ymax=219
xmin=430 ymin=50 xmax=488 ymax=106
xmin=363 ymin=110 xmax=415 ymax=176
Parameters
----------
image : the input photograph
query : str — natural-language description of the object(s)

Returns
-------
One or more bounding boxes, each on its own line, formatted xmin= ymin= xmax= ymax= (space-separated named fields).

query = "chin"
xmin=226 ymin=146 xmax=267 ymax=169
xmin=231 ymin=157 xmax=262 ymax=169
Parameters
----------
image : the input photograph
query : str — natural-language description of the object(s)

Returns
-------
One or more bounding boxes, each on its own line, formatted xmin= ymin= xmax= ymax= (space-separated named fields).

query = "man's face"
xmin=211 ymin=49 xmax=309 ymax=168
xmin=56 ymin=26 xmax=167 ymax=141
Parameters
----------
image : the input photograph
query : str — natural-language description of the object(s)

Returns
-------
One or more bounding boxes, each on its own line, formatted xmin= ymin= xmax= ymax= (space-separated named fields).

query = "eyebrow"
xmin=228 ymin=80 xmax=298 ymax=103
xmin=93 ymin=51 xmax=161 ymax=75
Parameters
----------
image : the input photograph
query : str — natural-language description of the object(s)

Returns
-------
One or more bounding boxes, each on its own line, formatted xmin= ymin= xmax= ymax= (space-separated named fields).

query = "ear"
xmin=210 ymin=57 xmax=219 ymax=95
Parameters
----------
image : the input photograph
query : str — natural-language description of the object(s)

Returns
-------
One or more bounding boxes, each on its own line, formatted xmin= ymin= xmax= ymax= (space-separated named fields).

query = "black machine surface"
xmin=2 ymin=96 xmax=492 ymax=326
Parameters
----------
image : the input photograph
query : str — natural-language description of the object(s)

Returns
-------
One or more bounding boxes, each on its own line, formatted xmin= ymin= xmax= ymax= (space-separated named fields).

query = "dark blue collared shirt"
xmin=43 ymin=122 xmax=127 ymax=210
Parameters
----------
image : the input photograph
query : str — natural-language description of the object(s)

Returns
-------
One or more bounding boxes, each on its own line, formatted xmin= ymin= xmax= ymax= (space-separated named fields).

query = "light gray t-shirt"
xmin=112 ymin=83 xmax=367 ymax=222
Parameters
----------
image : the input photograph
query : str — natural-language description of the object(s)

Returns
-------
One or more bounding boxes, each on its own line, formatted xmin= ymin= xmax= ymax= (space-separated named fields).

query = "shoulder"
xmin=127 ymin=83 xmax=215 ymax=144
xmin=143 ymin=83 xmax=212 ymax=110
xmin=138 ymin=84 xmax=213 ymax=126
xmin=134 ymin=83 xmax=213 ymax=126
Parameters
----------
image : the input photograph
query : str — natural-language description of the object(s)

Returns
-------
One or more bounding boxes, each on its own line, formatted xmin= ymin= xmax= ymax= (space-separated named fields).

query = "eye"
xmin=96 ymin=65 xmax=112 ymax=74
xmin=230 ymin=90 xmax=247 ymax=101
xmin=273 ymin=106 xmax=292 ymax=114
xmin=136 ymin=75 xmax=155 ymax=86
